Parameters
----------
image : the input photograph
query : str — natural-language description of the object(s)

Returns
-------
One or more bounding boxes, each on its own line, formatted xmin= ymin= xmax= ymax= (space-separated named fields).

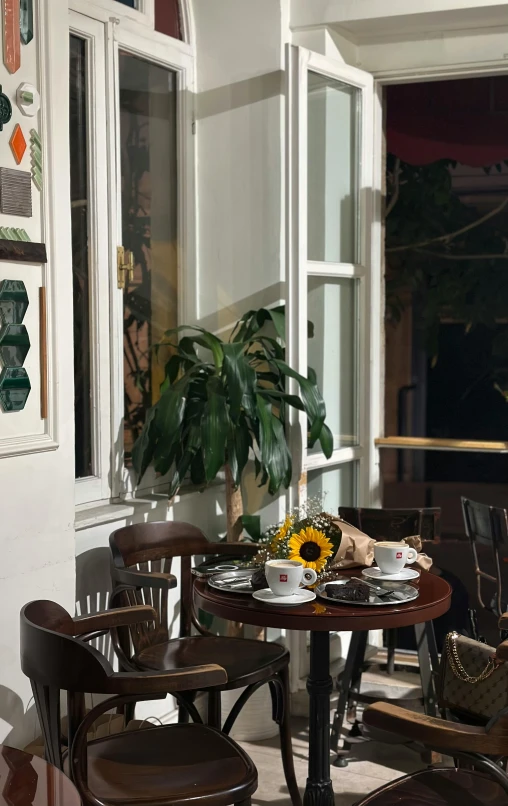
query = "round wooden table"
xmin=0 ymin=745 xmax=81 ymax=805
xmin=194 ymin=571 xmax=452 ymax=806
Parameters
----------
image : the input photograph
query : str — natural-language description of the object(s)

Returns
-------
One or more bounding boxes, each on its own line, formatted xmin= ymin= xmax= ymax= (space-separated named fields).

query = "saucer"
xmin=363 ymin=566 xmax=420 ymax=582
xmin=252 ymin=588 xmax=316 ymax=606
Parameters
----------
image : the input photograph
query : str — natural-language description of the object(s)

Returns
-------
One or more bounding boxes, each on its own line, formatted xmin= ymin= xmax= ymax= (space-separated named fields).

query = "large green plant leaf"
xmin=131 ymin=404 xmax=158 ymax=481
xmin=227 ymin=415 xmax=251 ymax=487
xmin=255 ymin=394 xmax=291 ymax=494
xmin=271 ymin=359 xmax=328 ymax=449
xmin=222 ymin=342 xmax=256 ymax=421
xmin=257 ymin=389 xmax=305 ymax=410
xmin=202 ymin=377 xmax=230 ymax=482
xmin=163 ymin=325 xmax=224 ymax=369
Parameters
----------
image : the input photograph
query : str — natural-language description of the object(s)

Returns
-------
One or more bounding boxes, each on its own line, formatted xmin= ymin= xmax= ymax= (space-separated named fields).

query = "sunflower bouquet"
xmin=256 ymin=498 xmax=342 ymax=581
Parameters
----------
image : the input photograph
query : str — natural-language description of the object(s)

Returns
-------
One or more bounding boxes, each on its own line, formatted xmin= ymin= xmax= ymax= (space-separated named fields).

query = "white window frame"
xmin=70 ymin=12 xmax=112 ymax=505
xmin=70 ymin=0 xmax=195 ymax=507
xmin=285 ymin=44 xmax=379 ymax=689
xmin=286 ymin=44 xmax=377 ymax=510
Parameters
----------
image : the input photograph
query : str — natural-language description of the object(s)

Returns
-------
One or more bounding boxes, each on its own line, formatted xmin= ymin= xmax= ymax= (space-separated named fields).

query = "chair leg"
xmin=207 ymin=690 xmax=222 ymax=729
xmin=414 ymin=622 xmax=437 ymax=717
xmin=386 ymin=629 xmax=397 ymax=676
xmin=271 ymin=667 xmax=302 ymax=806
xmin=331 ymin=631 xmax=367 ymax=764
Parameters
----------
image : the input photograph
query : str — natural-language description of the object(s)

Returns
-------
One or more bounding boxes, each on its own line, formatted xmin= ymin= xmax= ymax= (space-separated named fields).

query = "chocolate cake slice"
xmin=326 ymin=580 xmax=371 ymax=602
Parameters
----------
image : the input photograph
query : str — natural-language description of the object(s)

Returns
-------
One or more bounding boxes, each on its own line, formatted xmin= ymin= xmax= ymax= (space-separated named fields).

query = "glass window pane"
xmin=155 ymin=0 xmax=183 ymax=39
xmin=307 ymin=462 xmax=358 ymax=513
xmin=70 ymin=35 xmax=92 ymax=479
xmin=308 ymin=276 xmax=358 ymax=452
xmin=307 ymin=71 xmax=359 ymax=264
xmin=115 ymin=0 xmax=138 ymax=7
xmin=119 ymin=52 xmax=178 ymax=466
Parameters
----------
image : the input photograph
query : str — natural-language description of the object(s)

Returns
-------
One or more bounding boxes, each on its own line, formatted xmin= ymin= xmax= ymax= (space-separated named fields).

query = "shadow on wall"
xmin=0 ymin=685 xmax=38 ymax=750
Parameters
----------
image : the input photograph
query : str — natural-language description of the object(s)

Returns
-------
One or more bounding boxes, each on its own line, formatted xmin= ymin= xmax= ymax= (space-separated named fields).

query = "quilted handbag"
xmin=439 ymin=632 xmax=508 ymax=720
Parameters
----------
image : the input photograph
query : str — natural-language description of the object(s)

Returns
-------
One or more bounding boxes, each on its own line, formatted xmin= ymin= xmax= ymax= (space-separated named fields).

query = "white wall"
xmin=193 ymin=0 xmax=287 ymax=330
xmin=0 ymin=0 xmax=75 ymax=747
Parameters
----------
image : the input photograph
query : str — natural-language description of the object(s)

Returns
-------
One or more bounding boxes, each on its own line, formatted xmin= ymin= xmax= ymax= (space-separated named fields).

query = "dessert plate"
xmin=252 ymin=588 xmax=316 ymax=606
xmin=363 ymin=567 xmax=420 ymax=582
xmin=316 ymin=578 xmax=419 ymax=606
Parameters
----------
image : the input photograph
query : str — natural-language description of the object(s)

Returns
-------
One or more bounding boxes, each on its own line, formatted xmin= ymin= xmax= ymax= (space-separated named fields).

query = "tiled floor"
xmin=242 ymin=715 xmax=423 ymax=806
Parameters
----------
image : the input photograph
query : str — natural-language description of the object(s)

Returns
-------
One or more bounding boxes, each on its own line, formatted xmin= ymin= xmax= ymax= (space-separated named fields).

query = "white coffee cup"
xmin=373 ymin=541 xmax=418 ymax=575
xmin=265 ymin=560 xmax=317 ymax=596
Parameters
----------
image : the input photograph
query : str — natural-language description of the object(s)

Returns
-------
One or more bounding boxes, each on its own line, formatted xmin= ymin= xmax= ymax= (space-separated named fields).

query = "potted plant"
xmin=132 ymin=307 xmax=332 ymax=539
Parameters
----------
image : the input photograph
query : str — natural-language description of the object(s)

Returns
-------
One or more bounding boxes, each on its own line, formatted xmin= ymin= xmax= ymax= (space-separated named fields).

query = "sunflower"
xmin=270 ymin=515 xmax=294 ymax=554
xmin=288 ymin=527 xmax=334 ymax=572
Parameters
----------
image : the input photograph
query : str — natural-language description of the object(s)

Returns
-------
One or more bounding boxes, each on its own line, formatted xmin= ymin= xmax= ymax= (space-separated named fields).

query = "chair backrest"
xmin=461 ymin=497 xmax=508 ymax=616
xmin=110 ymin=521 xmax=224 ymax=655
xmin=20 ymin=600 xmax=117 ymax=770
xmin=338 ymin=507 xmax=441 ymax=543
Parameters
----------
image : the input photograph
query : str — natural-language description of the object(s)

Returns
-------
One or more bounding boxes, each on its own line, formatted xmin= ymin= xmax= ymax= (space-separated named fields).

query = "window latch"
xmin=117 ymin=246 xmax=134 ymax=289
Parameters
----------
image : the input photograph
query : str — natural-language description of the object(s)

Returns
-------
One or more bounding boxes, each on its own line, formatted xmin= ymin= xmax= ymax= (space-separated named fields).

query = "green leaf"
xmin=157 ymin=375 xmax=190 ymax=440
xmin=271 ymin=359 xmax=326 ymax=445
xmin=257 ymin=389 xmax=305 ymax=410
xmin=318 ymin=422 xmax=333 ymax=459
xmin=162 ymin=325 xmax=224 ymax=369
xmin=131 ymin=405 xmax=158 ymax=481
xmin=255 ymin=394 xmax=290 ymax=495
xmin=227 ymin=416 xmax=251 ymax=487
xmin=241 ymin=514 xmax=262 ymax=542
xmin=202 ymin=377 xmax=229 ymax=482
xmin=222 ymin=342 xmax=256 ymax=421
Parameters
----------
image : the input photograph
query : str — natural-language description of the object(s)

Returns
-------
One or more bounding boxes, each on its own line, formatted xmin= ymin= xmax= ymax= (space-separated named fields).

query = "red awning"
xmin=386 ymin=78 xmax=508 ymax=167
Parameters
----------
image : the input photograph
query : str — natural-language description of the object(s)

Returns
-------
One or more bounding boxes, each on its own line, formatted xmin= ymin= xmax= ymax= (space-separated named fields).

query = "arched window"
xmin=115 ymin=0 xmax=185 ymax=41
xmin=155 ymin=0 xmax=183 ymax=40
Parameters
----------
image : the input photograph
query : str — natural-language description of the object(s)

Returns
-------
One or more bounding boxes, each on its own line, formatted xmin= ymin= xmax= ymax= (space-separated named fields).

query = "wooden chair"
xmin=331 ymin=507 xmax=441 ymax=765
xmin=354 ymin=769 xmax=508 ymax=805
xmin=20 ymin=599 xmax=258 ymax=806
xmin=462 ymin=497 xmax=508 ymax=627
xmin=362 ymin=614 xmax=508 ymax=797
xmin=109 ymin=522 xmax=301 ymax=806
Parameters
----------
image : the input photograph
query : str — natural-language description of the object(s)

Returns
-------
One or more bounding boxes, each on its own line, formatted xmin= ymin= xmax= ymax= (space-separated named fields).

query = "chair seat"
xmin=135 ymin=636 xmax=288 ymax=689
xmin=83 ymin=724 xmax=257 ymax=805
xmin=355 ymin=769 xmax=507 ymax=805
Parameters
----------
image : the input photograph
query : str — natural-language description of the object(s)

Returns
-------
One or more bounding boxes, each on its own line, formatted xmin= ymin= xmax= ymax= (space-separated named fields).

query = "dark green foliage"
xmin=386 ymin=155 xmax=508 ymax=392
xmin=132 ymin=307 xmax=332 ymax=496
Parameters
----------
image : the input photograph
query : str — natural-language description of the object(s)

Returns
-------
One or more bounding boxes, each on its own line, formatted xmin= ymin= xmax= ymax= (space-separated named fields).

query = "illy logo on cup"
xmin=280 ymin=574 xmax=288 ymax=582
xmin=396 ymin=552 xmax=403 ymax=559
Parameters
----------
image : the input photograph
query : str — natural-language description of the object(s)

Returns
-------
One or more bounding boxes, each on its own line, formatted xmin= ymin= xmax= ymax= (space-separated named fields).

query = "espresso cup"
xmin=373 ymin=541 xmax=418 ymax=575
xmin=265 ymin=560 xmax=318 ymax=596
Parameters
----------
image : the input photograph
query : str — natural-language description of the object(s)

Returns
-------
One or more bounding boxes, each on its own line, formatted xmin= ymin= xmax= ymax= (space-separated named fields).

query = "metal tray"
xmin=208 ymin=568 xmax=257 ymax=594
xmin=316 ymin=576 xmax=419 ymax=606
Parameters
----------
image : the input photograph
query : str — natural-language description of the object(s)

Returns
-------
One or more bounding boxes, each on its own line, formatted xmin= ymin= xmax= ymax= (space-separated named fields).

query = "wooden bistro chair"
xmin=361 ymin=614 xmax=508 ymax=799
xmin=109 ymin=522 xmax=301 ymax=806
xmin=354 ymin=769 xmax=508 ymax=805
xmin=331 ymin=506 xmax=441 ymax=765
xmin=462 ymin=497 xmax=508 ymax=632
xmin=20 ymin=600 xmax=258 ymax=806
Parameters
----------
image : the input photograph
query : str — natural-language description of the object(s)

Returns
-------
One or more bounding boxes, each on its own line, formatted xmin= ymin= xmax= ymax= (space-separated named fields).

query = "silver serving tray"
xmin=208 ymin=568 xmax=257 ymax=594
xmin=316 ymin=576 xmax=419 ymax=606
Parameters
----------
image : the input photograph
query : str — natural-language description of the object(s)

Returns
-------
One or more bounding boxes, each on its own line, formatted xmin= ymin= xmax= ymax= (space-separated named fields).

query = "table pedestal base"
xmin=304 ymin=631 xmax=334 ymax=806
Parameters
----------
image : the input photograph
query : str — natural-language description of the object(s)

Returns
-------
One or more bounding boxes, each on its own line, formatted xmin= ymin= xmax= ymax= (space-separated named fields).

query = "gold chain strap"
xmin=445 ymin=632 xmax=501 ymax=684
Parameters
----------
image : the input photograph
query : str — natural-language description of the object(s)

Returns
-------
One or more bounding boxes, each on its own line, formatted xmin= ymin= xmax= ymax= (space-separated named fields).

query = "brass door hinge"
xmin=117 ymin=246 xmax=134 ymax=289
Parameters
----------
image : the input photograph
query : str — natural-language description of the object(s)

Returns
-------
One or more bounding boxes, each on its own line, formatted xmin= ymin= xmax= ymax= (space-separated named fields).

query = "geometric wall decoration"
xmin=0 ymin=279 xmax=28 ymax=325
xmin=0 ymin=367 xmax=30 ymax=411
xmin=29 ymin=129 xmax=41 ymax=190
xmin=9 ymin=123 xmax=26 ymax=164
xmin=0 ymin=227 xmax=30 ymax=241
xmin=20 ymin=0 xmax=33 ymax=45
xmin=0 ymin=324 xmax=30 ymax=366
xmin=0 ymin=86 xmax=12 ymax=131
xmin=0 ymin=278 xmax=30 ymax=412
xmin=0 ymin=167 xmax=31 ymax=216
xmin=3 ymin=0 xmax=21 ymax=74
xmin=16 ymin=82 xmax=39 ymax=117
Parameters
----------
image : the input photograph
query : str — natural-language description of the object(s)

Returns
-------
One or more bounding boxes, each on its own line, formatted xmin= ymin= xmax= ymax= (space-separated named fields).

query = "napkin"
xmin=329 ymin=518 xmax=433 ymax=571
